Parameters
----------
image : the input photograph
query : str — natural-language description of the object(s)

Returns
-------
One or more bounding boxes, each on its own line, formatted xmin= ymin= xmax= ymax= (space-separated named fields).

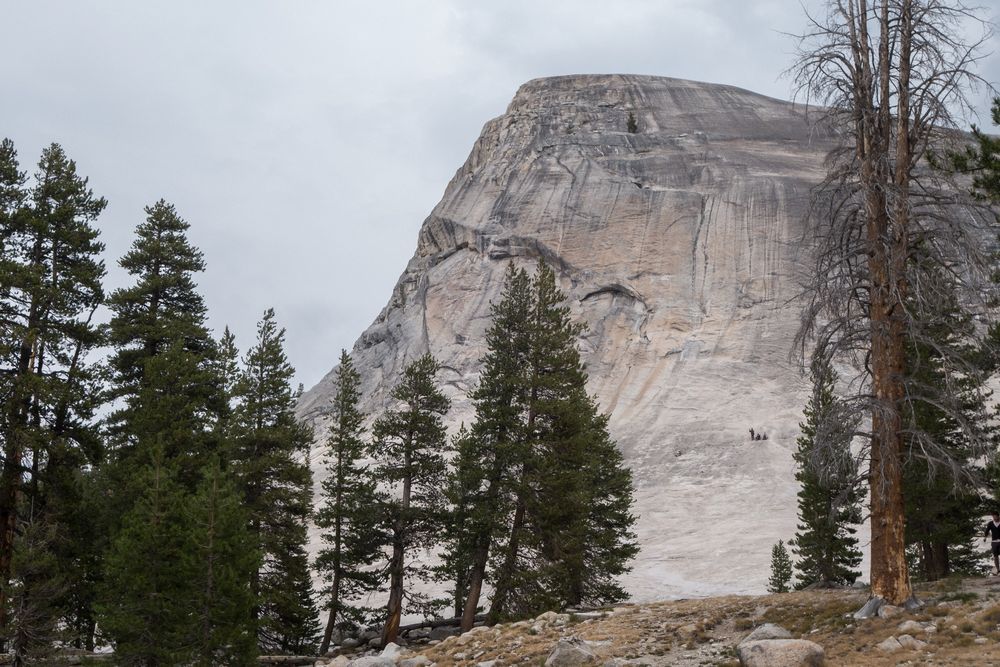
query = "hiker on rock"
xmin=985 ymin=512 xmax=1000 ymax=576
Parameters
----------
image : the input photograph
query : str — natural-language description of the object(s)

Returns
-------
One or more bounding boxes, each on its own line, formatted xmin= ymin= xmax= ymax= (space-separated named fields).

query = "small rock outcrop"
xmin=544 ymin=637 xmax=599 ymax=666
xmin=737 ymin=639 xmax=825 ymax=666
xmin=742 ymin=623 xmax=793 ymax=642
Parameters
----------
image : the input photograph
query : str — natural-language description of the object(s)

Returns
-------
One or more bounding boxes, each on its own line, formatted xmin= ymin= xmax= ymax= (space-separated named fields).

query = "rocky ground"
xmin=315 ymin=577 xmax=1000 ymax=666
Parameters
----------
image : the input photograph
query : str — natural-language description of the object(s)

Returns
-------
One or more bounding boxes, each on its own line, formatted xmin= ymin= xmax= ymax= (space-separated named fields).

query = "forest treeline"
xmin=0 ymin=137 xmax=637 ymax=665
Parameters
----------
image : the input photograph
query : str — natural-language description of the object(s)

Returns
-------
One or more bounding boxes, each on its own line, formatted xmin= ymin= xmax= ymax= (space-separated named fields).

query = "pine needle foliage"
xmin=315 ymin=350 xmax=383 ymax=654
xmin=233 ymin=309 xmax=318 ymax=654
xmin=768 ymin=540 xmax=793 ymax=594
xmin=790 ymin=356 xmax=862 ymax=588
xmin=369 ymin=353 xmax=451 ymax=644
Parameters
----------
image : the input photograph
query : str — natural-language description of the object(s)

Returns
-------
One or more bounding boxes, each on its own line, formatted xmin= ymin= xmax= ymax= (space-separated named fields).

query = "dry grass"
xmin=387 ymin=578 xmax=1000 ymax=666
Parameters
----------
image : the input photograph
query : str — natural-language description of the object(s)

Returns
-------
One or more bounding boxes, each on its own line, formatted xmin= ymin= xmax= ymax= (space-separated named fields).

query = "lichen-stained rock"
xmin=298 ymin=74 xmax=840 ymax=600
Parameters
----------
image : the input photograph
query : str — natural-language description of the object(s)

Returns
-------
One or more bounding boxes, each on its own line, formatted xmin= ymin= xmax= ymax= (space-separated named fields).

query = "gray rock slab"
xmin=298 ymin=74 xmax=841 ymax=601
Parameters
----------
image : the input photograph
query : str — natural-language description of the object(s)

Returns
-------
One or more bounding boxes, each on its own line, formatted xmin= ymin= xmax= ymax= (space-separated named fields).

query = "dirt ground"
xmin=403 ymin=577 xmax=1000 ymax=666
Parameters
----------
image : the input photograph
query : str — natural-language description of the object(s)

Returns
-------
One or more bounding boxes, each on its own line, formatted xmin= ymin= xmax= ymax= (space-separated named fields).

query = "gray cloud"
xmin=2 ymin=1 xmax=997 ymax=388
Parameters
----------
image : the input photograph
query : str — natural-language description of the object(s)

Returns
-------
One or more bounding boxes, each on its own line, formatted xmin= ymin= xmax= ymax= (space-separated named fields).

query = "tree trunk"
xmin=319 ymin=569 xmax=341 ymax=654
xmin=461 ymin=540 xmax=489 ymax=631
xmin=381 ymin=537 xmax=404 ymax=645
xmin=868 ymin=298 xmax=911 ymax=605
xmin=487 ymin=497 xmax=526 ymax=624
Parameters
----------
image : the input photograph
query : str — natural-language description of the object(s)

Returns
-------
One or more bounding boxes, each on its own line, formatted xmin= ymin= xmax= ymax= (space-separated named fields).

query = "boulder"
xmin=741 ymin=624 xmax=792 ymax=643
xmin=876 ymin=637 xmax=902 ymax=652
xmin=347 ymin=657 xmax=395 ymax=667
xmin=896 ymin=620 xmax=924 ymax=634
xmin=877 ymin=605 xmax=904 ymax=619
xmin=737 ymin=639 xmax=824 ymax=666
xmin=544 ymin=637 xmax=599 ymax=667
xmin=380 ymin=643 xmax=405 ymax=660
xmin=896 ymin=634 xmax=926 ymax=650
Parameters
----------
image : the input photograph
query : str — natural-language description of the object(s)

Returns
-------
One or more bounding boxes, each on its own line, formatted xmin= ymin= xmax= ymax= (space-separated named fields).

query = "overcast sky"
xmin=3 ymin=1 xmax=998 ymax=389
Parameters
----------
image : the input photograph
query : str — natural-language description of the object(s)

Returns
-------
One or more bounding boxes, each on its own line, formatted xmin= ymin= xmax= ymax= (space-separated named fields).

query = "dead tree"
xmin=789 ymin=0 xmax=995 ymax=610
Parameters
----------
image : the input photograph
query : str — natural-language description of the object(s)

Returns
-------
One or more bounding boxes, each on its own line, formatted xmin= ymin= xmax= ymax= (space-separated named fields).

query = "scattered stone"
xmin=924 ymin=625 xmax=937 ymax=634
xmin=399 ymin=657 xmax=431 ymax=667
xmin=477 ymin=661 xmax=498 ymax=667
xmin=380 ymin=643 xmax=404 ymax=660
xmin=737 ymin=639 xmax=824 ymax=666
xmin=545 ymin=637 xmax=599 ymax=666
xmin=571 ymin=611 xmax=607 ymax=621
xmin=877 ymin=605 xmax=904 ymax=619
xmin=876 ymin=636 xmax=903 ymax=653
xmin=347 ymin=657 xmax=395 ymax=667
xmin=896 ymin=634 xmax=926 ymax=650
xmin=974 ymin=637 xmax=989 ymax=645
xmin=897 ymin=620 xmax=924 ymax=634
xmin=741 ymin=623 xmax=792 ymax=643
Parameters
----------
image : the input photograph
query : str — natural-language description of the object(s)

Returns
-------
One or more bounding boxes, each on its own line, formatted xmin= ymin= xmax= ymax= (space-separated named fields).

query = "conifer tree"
xmin=790 ymin=357 xmax=862 ymax=587
xmin=901 ymin=290 xmax=989 ymax=580
xmin=370 ymin=354 xmax=451 ymax=645
xmin=449 ymin=264 xmax=533 ymax=630
xmin=184 ymin=461 xmax=258 ymax=666
xmin=106 ymin=200 xmax=213 ymax=406
xmin=487 ymin=261 xmax=637 ymax=621
xmin=97 ymin=449 xmax=193 ymax=667
xmin=0 ymin=141 xmax=106 ymax=642
xmin=233 ymin=309 xmax=318 ymax=653
xmin=768 ymin=541 xmax=793 ymax=593
xmin=4 ymin=517 xmax=65 ymax=667
xmin=315 ymin=350 xmax=383 ymax=654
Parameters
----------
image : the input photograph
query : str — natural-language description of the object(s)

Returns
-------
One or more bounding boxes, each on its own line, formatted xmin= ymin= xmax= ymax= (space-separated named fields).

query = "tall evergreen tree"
xmin=901 ymin=284 xmax=990 ymax=580
xmin=105 ymin=199 xmax=218 ymax=456
xmin=449 ymin=264 xmax=533 ymax=630
xmin=790 ymin=356 xmax=863 ymax=588
xmin=370 ymin=354 xmax=451 ymax=645
xmin=97 ymin=449 xmax=193 ymax=667
xmin=487 ymin=261 xmax=637 ymax=622
xmin=184 ymin=461 xmax=258 ymax=666
xmin=233 ymin=309 xmax=318 ymax=653
xmin=315 ymin=350 xmax=383 ymax=654
xmin=0 ymin=141 xmax=106 ymax=643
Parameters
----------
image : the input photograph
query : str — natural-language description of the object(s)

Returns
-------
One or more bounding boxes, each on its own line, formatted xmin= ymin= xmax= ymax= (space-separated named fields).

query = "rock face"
xmin=298 ymin=74 xmax=843 ymax=600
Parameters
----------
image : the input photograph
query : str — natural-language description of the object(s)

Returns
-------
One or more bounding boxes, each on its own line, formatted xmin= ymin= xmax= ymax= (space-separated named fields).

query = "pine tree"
xmin=901 ymin=289 xmax=990 ymax=580
xmin=233 ymin=309 xmax=318 ymax=653
xmin=4 ymin=516 xmax=66 ymax=667
xmin=768 ymin=541 xmax=793 ymax=594
xmin=106 ymin=199 xmax=213 ymax=416
xmin=184 ymin=461 xmax=258 ymax=666
xmin=790 ymin=357 xmax=862 ymax=588
xmin=449 ymin=263 xmax=533 ymax=630
xmin=315 ymin=350 xmax=383 ymax=654
xmin=97 ymin=449 xmax=194 ymax=666
xmin=487 ymin=261 xmax=637 ymax=621
xmin=0 ymin=141 xmax=106 ymax=644
xmin=370 ymin=353 xmax=451 ymax=645
xmin=576 ymin=400 xmax=639 ymax=605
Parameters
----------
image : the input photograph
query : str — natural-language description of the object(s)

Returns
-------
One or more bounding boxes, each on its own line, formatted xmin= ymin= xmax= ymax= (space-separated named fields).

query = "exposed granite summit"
xmin=298 ymin=74 xmax=844 ymax=600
